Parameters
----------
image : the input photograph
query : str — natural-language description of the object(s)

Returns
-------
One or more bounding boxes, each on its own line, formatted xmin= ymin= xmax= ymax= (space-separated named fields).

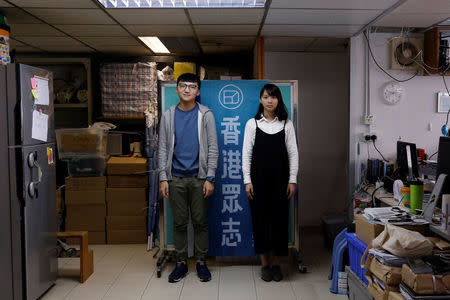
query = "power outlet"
xmin=364 ymin=115 xmax=374 ymax=125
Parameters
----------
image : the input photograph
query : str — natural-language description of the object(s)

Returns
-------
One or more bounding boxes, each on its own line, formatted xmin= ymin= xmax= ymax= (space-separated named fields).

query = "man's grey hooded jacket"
xmin=158 ymin=103 xmax=219 ymax=182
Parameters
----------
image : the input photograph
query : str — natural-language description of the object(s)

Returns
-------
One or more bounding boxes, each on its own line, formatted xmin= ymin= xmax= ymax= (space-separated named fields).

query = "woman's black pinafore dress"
xmin=249 ymin=119 xmax=289 ymax=256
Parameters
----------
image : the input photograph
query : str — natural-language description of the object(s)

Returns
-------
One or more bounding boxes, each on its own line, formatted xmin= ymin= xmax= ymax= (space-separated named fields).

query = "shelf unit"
xmin=424 ymin=26 xmax=450 ymax=76
xmin=16 ymin=57 xmax=93 ymax=127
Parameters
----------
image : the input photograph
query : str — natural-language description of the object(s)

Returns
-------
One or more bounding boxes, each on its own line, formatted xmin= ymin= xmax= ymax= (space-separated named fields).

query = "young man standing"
xmin=158 ymin=73 xmax=218 ymax=283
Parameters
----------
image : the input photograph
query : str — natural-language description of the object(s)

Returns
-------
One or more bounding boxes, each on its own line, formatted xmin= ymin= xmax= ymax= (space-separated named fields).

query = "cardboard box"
xmin=107 ymin=230 xmax=147 ymax=244
xmin=402 ymin=264 xmax=450 ymax=294
xmin=388 ymin=292 xmax=406 ymax=300
xmin=65 ymin=176 xmax=106 ymax=191
xmin=355 ymin=214 xmax=427 ymax=246
xmin=66 ymin=231 xmax=106 ymax=245
xmin=367 ymin=272 xmax=399 ymax=300
xmin=368 ymin=255 xmax=402 ymax=286
xmin=65 ymin=190 xmax=105 ymax=205
xmin=106 ymin=188 xmax=147 ymax=216
xmin=56 ymin=187 xmax=63 ymax=213
xmin=66 ymin=204 xmax=106 ymax=231
xmin=106 ymin=157 xmax=147 ymax=175
xmin=107 ymin=175 xmax=148 ymax=188
xmin=107 ymin=216 xmax=146 ymax=231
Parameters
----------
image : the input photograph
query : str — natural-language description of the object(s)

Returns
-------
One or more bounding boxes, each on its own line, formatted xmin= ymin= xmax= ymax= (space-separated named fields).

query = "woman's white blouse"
xmin=242 ymin=115 xmax=299 ymax=185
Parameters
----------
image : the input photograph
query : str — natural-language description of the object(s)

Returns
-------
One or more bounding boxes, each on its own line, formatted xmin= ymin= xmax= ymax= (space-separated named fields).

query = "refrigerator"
xmin=0 ymin=64 xmax=57 ymax=300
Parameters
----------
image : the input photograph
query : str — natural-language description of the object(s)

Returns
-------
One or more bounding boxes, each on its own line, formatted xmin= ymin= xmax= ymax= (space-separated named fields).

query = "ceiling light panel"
xmin=97 ymin=0 xmax=265 ymax=8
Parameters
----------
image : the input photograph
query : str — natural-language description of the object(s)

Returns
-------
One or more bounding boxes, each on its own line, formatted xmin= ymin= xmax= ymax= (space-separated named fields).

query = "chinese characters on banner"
xmin=200 ymin=80 xmax=269 ymax=256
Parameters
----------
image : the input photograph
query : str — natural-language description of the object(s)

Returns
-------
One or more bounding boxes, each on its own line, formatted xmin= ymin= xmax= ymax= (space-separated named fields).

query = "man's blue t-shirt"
xmin=172 ymin=104 xmax=199 ymax=177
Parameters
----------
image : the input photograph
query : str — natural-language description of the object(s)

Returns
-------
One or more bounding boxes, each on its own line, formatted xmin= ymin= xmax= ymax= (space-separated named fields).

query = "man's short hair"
xmin=177 ymin=73 xmax=201 ymax=89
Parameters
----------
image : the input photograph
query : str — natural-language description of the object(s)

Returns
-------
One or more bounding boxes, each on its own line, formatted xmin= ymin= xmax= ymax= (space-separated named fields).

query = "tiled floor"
xmin=41 ymin=231 xmax=346 ymax=300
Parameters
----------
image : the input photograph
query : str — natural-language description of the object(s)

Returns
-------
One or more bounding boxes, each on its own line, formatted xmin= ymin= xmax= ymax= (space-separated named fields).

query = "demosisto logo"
xmin=218 ymin=84 xmax=244 ymax=110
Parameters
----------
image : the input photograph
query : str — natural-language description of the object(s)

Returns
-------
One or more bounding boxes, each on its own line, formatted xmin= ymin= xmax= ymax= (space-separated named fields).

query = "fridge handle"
xmin=27 ymin=153 xmax=42 ymax=198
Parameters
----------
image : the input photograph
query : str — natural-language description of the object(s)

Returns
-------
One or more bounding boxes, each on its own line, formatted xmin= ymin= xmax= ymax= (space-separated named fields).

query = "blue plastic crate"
xmin=345 ymin=232 xmax=369 ymax=285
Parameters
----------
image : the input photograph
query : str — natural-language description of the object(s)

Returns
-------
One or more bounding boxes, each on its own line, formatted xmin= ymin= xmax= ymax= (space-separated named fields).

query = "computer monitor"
xmin=397 ymin=141 xmax=419 ymax=182
xmin=437 ymin=136 xmax=450 ymax=196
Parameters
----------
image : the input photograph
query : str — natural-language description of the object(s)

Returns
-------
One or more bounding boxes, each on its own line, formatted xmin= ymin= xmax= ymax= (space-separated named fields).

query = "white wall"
xmin=349 ymin=32 xmax=448 ymax=188
xmin=266 ymin=52 xmax=350 ymax=226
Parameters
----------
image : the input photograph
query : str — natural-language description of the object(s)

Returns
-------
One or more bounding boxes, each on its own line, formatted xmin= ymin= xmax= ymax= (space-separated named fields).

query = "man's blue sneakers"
xmin=168 ymin=261 xmax=188 ymax=283
xmin=196 ymin=261 xmax=211 ymax=282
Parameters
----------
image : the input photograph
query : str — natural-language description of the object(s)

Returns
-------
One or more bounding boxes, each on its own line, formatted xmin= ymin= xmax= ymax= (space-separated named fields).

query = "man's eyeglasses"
xmin=178 ymin=83 xmax=198 ymax=90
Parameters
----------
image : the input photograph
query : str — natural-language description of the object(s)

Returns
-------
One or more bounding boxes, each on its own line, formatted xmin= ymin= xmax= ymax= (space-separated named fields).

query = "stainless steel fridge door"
xmin=22 ymin=144 xmax=57 ymax=300
xmin=0 ymin=65 xmax=14 ymax=300
xmin=6 ymin=63 xmax=55 ymax=146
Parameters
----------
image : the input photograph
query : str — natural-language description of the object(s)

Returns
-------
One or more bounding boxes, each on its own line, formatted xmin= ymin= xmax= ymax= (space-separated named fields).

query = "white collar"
xmin=260 ymin=114 xmax=279 ymax=123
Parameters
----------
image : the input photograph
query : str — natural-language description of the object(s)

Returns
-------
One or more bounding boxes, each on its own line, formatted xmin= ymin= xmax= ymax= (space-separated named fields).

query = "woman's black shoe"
xmin=261 ymin=266 xmax=272 ymax=282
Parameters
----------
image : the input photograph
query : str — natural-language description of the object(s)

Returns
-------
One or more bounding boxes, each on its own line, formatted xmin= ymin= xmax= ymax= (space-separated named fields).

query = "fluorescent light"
xmin=97 ymin=0 xmax=265 ymax=8
xmin=139 ymin=36 xmax=170 ymax=53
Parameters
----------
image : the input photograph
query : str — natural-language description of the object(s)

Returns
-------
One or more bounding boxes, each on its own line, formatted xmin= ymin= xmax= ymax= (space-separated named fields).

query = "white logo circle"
xmin=218 ymin=84 xmax=244 ymax=110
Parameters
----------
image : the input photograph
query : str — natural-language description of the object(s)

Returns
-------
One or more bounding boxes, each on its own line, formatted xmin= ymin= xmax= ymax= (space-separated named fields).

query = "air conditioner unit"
xmin=390 ymin=37 xmax=423 ymax=70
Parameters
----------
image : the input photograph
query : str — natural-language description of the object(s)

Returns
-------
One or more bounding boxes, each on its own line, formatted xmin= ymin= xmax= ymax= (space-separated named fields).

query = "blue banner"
xmin=200 ymin=80 xmax=268 ymax=256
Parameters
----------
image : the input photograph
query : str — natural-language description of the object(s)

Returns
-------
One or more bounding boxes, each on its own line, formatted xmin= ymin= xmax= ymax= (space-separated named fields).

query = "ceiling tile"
xmin=266 ymin=9 xmax=382 ymax=25
xmin=40 ymin=45 xmax=94 ymax=52
xmin=78 ymin=36 xmax=140 ymax=47
xmin=25 ymin=8 xmax=115 ymax=24
xmin=125 ymin=25 xmax=194 ymax=37
xmin=159 ymin=37 xmax=200 ymax=53
xmin=201 ymin=44 xmax=252 ymax=53
xmin=13 ymin=46 xmax=43 ymax=52
xmin=55 ymin=24 xmax=130 ymax=36
xmin=375 ymin=13 xmax=450 ymax=28
xmin=9 ymin=38 xmax=25 ymax=46
xmin=270 ymin=0 xmax=398 ymax=10
xmin=17 ymin=36 xmax=87 ymax=47
xmin=262 ymin=24 xmax=362 ymax=38
xmin=393 ymin=0 xmax=450 ymax=14
xmin=93 ymin=45 xmax=152 ymax=55
xmin=107 ymin=8 xmax=189 ymax=24
xmin=264 ymin=36 xmax=315 ymax=51
xmin=199 ymin=36 xmax=256 ymax=47
xmin=195 ymin=25 xmax=259 ymax=36
xmin=0 ymin=8 xmax=42 ymax=23
xmin=306 ymin=38 xmax=349 ymax=52
xmin=11 ymin=0 xmax=98 ymax=8
xmin=188 ymin=8 xmax=264 ymax=24
xmin=10 ymin=23 xmax=65 ymax=36
xmin=0 ymin=0 xmax=13 ymax=7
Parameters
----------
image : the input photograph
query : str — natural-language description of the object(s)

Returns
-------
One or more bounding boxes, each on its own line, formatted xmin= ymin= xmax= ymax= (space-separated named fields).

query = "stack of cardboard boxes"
xmin=65 ymin=176 xmax=106 ymax=244
xmin=106 ymin=157 xmax=148 ymax=244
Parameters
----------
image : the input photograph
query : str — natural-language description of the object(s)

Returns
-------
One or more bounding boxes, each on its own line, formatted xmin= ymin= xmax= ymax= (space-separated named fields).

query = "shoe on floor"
xmin=168 ymin=261 xmax=188 ymax=283
xmin=261 ymin=266 xmax=272 ymax=282
xmin=196 ymin=260 xmax=212 ymax=282
xmin=272 ymin=265 xmax=283 ymax=282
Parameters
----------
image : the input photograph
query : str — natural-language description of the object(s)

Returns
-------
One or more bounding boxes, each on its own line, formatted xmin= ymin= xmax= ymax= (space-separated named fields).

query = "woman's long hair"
xmin=254 ymin=83 xmax=288 ymax=120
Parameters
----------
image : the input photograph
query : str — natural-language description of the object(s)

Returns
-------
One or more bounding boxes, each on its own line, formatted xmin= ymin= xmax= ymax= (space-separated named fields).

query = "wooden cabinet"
xmin=424 ymin=27 xmax=450 ymax=75
xmin=16 ymin=57 xmax=93 ymax=127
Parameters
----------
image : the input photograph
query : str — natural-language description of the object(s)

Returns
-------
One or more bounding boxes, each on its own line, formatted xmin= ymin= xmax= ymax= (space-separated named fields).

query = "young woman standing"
xmin=242 ymin=83 xmax=299 ymax=282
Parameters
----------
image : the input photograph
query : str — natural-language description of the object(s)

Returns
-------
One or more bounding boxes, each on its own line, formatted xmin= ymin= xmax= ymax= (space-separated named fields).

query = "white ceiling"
xmin=0 ymin=0 xmax=448 ymax=55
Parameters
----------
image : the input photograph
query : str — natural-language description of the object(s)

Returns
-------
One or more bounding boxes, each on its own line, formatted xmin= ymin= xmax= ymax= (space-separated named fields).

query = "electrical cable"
xmin=429 ymin=151 xmax=438 ymax=160
xmin=372 ymin=140 xmax=389 ymax=162
xmin=363 ymin=31 xmax=419 ymax=83
xmin=371 ymin=186 xmax=384 ymax=207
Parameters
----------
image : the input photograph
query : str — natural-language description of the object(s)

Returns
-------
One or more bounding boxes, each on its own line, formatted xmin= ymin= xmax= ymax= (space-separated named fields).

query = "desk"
xmin=362 ymin=185 xmax=409 ymax=210
xmin=361 ymin=185 xmax=450 ymax=241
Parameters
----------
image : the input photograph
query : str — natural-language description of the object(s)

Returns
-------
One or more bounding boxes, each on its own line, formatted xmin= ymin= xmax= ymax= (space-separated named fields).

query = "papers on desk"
xmin=369 ymin=249 xmax=407 ymax=267
xmin=363 ymin=207 xmax=429 ymax=226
